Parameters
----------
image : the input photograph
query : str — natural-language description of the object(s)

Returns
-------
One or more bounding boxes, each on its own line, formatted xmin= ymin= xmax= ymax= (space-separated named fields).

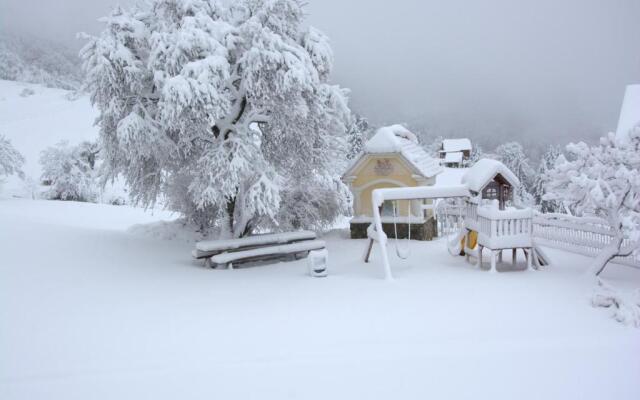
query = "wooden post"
xmin=363 ymin=238 xmax=374 ymax=263
xmin=527 ymin=248 xmax=533 ymax=271
xmin=477 ymin=246 xmax=483 ymax=268
xmin=490 ymin=250 xmax=497 ymax=273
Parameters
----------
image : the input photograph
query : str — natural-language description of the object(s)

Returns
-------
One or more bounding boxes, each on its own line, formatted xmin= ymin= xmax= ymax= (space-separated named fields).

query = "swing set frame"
xmin=369 ymin=185 xmax=471 ymax=280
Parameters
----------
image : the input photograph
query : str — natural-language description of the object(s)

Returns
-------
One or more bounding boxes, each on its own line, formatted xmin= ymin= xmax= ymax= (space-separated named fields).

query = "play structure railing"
xmin=471 ymin=207 xmax=533 ymax=249
xmin=532 ymin=213 xmax=640 ymax=268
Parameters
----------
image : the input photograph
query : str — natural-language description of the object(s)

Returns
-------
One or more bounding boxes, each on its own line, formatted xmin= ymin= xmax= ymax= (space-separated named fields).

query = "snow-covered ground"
xmin=0 ymin=80 xmax=97 ymax=195
xmin=1 ymin=198 xmax=639 ymax=399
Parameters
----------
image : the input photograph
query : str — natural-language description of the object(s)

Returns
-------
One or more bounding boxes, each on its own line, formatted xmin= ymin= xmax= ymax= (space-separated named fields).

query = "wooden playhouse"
xmin=342 ymin=125 xmax=442 ymax=240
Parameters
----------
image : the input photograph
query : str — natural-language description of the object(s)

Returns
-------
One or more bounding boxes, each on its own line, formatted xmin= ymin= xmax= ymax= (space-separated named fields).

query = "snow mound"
xmin=462 ymin=158 xmax=520 ymax=193
xmin=363 ymin=125 xmax=442 ymax=178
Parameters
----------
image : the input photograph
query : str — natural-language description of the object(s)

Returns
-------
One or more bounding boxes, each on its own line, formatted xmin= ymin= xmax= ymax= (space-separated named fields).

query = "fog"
xmin=2 ymin=0 xmax=639 ymax=152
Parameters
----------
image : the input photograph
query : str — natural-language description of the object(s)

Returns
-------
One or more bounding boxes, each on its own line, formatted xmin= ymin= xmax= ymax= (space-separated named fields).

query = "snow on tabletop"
xmin=442 ymin=138 xmax=472 ymax=152
xmin=462 ymin=158 xmax=520 ymax=192
xmin=362 ymin=124 xmax=442 ymax=178
xmin=615 ymin=84 xmax=640 ymax=146
xmin=1 ymin=199 xmax=640 ymax=399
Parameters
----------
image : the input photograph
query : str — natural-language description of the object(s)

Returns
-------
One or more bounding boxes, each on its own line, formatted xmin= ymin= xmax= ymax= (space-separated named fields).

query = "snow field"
xmin=1 ymin=199 xmax=639 ymax=399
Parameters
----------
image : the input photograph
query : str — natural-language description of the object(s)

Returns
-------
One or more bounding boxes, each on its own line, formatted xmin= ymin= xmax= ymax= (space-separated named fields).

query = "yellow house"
xmin=342 ymin=125 xmax=442 ymax=240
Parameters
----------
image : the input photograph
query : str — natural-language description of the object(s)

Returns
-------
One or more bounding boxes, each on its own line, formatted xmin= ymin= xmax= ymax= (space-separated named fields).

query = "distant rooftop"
xmin=441 ymin=138 xmax=472 ymax=152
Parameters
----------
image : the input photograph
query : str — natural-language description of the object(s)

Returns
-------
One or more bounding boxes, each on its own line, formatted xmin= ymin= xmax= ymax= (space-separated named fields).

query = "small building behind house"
xmin=439 ymin=138 xmax=472 ymax=168
xmin=342 ymin=125 xmax=442 ymax=240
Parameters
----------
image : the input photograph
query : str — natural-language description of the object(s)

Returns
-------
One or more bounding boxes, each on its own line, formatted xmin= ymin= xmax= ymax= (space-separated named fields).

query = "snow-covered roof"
xmin=615 ymin=84 xmax=640 ymax=146
xmin=442 ymin=138 xmax=472 ymax=152
xmin=353 ymin=124 xmax=441 ymax=178
xmin=461 ymin=159 xmax=519 ymax=193
xmin=444 ymin=151 xmax=463 ymax=163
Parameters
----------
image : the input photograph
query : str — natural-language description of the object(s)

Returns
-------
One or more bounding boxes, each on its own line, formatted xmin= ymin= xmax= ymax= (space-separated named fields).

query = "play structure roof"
xmin=462 ymin=159 xmax=519 ymax=193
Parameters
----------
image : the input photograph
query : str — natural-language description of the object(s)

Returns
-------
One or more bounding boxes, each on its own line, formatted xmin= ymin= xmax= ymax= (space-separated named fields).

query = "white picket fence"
xmin=532 ymin=213 xmax=640 ymax=268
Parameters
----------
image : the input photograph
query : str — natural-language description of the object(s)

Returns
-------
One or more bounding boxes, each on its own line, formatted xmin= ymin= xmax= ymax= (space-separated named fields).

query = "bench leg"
xmin=204 ymin=258 xmax=212 ymax=268
xmin=228 ymin=262 xmax=234 ymax=270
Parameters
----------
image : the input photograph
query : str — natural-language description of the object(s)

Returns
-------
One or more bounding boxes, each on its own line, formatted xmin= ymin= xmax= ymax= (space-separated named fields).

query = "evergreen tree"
xmin=467 ymin=143 xmax=483 ymax=167
xmin=495 ymin=141 xmax=535 ymax=205
xmin=532 ymin=145 xmax=562 ymax=213
xmin=346 ymin=113 xmax=369 ymax=160
xmin=81 ymin=0 xmax=351 ymax=237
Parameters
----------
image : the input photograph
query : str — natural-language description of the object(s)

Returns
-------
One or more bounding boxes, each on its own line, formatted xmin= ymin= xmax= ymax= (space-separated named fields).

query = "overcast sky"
xmin=2 ymin=0 xmax=639 ymax=150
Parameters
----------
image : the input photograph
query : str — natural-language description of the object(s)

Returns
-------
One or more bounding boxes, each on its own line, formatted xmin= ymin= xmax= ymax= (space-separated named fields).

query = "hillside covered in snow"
xmin=0 ymin=79 xmax=125 ymax=200
xmin=0 ymin=33 xmax=82 ymax=91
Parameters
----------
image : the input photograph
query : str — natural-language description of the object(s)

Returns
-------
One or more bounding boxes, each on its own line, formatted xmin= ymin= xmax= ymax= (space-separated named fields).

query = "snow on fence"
xmin=435 ymin=202 xmax=465 ymax=236
xmin=532 ymin=213 xmax=640 ymax=268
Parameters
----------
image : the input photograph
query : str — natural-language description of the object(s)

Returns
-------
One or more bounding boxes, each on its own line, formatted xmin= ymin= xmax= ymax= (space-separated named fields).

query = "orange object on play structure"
xmin=460 ymin=230 xmax=478 ymax=254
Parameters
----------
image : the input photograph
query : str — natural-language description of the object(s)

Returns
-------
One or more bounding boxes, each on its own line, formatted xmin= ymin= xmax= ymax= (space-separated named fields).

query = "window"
xmin=483 ymin=182 xmax=499 ymax=200
xmin=381 ymin=200 xmax=395 ymax=216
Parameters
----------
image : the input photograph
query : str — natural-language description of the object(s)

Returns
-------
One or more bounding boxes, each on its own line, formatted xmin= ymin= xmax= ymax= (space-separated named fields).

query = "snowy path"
xmin=1 ymin=199 xmax=639 ymax=399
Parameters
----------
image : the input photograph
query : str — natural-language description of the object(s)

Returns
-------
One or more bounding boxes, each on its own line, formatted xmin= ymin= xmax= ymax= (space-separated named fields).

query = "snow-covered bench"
xmin=208 ymin=240 xmax=326 ymax=269
xmin=192 ymin=231 xmax=323 ymax=269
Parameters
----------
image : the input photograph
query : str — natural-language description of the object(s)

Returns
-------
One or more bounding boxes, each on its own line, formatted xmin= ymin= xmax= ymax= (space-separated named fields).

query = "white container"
xmin=308 ymin=249 xmax=328 ymax=277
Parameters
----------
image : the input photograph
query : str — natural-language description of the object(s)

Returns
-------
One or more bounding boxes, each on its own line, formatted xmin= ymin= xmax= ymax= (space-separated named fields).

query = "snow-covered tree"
xmin=467 ymin=143 xmax=483 ymax=167
xmin=0 ymin=134 xmax=25 ymax=180
xmin=346 ymin=113 xmax=369 ymax=160
xmin=424 ymin=135 xmax=444 ymax=158
xmin=40 ymin=141 xmax=99 ymax=202
xmin=495 ymin=141 xmax=535 ymax=205
xmin=544 ymin=128 xmax=640 ymax=276
xmin=81 ymin=0 xmax=350 ymax=237
xmin=532 ymin=145 xmax=562 ymax=213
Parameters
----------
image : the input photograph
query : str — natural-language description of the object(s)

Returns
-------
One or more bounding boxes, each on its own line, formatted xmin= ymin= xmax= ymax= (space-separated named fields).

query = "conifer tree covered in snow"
xmin=532 ymin=145 xmax=562 ymax=213
xmin=495 ymin=141 xmax=534 ymax=205
xmin=424 ymin=135 xmax=444 ymax=158
xmin=346 ymin=113 xmax=369 ymax=160
xmin=467 ymin=143 xmax=483 ymax=167
xmin=40 ymin=141 xmax=99 ymax=202
xmin=0 ymin=134 xmax=25 ymax=180
xmin=544 ymin=128 xmax=640 ymax=276
xmin=82 ymin=0 xmax=350 ymax=237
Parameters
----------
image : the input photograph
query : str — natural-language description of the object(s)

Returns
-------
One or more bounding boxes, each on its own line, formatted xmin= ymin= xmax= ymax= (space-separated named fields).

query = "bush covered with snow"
xmin=82 ymin=0 xmax=351 ymax=237
xmin=39 ymin=141 xmax=99 ymax=202
xmin=0 ymin=134 xmax=25 ymax=182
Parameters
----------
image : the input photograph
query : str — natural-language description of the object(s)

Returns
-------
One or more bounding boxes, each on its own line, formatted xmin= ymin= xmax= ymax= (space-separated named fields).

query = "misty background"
xmin=2 ymin=0 xmax=639 ymax=156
